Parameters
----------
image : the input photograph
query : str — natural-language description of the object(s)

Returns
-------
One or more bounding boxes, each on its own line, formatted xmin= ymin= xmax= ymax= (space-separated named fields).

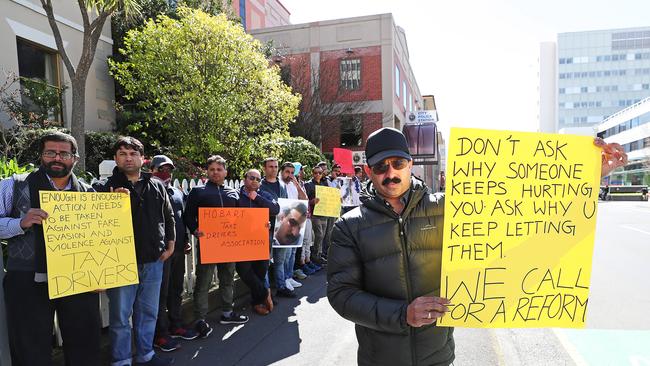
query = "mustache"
xmin=382 ymin=177 xmax=401 ymax=186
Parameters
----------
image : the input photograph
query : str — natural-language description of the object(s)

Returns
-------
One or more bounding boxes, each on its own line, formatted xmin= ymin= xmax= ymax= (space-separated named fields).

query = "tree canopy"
xmin=110 ymin=7 xmax=300 ymax=177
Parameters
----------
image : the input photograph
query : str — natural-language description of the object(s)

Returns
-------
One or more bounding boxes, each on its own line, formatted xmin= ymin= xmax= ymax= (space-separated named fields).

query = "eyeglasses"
xmin=42 ymin=150 xmax=76 ymax=161
xmin=313 ymin=171 xmax=322 ymax=175
xmin=371 ymin=158 xmax=409 ymax=175
xmin=246 ymin=175 xmax=262 ymax=182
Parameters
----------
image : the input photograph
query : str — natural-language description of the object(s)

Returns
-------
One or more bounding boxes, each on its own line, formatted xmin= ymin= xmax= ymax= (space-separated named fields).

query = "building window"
xmin=340 ymin=115 xmax=362 ymax=147
xmin=340 ymin=58 xmax=361 ymax=90
xmin=403 ymin=82 xmax=407 ymax=109
xmin=395 ymin=65 xmax=400 ymax=97
xmin=409 ymin=94 xmax=413 ymax=113
xmin=16 ymin=37 xmax=63 ymax=125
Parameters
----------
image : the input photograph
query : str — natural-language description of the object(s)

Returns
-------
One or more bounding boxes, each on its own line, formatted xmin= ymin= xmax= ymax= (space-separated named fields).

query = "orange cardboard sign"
xmin=198 ymin=207 xmax=269 ymax=264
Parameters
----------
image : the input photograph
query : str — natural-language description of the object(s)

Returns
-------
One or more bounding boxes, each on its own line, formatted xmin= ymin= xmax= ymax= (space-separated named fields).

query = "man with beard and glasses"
xmin=327 ymin=127 xmax=629 ymax=366
xmin=0 ymin=132 xmax=101 ymax=366
xmin=94 ymin=137 xmax=176 ymax=366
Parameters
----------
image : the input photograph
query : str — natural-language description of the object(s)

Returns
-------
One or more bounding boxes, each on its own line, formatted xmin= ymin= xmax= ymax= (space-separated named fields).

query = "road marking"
xmin=621 ymin=225 xmax=650 ymax=236
xmin=553 ymin=329 xmax=588 ymax=366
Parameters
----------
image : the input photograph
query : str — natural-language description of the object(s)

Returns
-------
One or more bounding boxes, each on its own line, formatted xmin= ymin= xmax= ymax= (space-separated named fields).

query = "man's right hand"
xmin=19 ymin=208 xmax=48 ymax=229
xmin=194 ymin=229 xmax=205 ymax=238
xmin=314 ymin=198 xmax=320 ymax=204
xmin=406 ymin=296 xmax=450 ymax=327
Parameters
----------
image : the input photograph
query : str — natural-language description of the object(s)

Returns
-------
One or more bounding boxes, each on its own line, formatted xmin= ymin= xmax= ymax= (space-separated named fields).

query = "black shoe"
xmin=276 ymin=287 xmax=297 ymax=298
xmin=195 ymin=319 xmax=213 ymax=338
xmin=220 ymin=312 xmax=249 ymax=325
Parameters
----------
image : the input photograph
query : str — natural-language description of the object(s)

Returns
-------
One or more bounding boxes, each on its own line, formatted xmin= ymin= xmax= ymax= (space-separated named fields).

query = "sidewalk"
xmin=53 ymin=269 xmax=335 ymax=366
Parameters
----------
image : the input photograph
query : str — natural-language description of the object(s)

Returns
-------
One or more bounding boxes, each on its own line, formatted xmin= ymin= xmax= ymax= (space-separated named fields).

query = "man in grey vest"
xmin=0 ymin=132 xmax=101 ymax=366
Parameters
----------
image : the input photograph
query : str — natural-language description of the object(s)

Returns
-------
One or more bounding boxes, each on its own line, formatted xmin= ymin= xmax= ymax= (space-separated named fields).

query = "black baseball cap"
xmin=365 ymin=127 xmax=412 ymax=166
xmin=152 ymin=155 xmax=175 ymax=170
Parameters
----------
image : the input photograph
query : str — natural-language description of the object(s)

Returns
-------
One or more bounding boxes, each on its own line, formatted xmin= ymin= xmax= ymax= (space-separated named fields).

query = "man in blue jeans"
xmin=94 ymin=137 xmax=175 ymax=366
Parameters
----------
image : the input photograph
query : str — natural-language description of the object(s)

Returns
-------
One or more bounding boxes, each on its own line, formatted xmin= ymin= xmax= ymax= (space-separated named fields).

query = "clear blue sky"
xmin=281 ymin=0 xmax=650 ymax=136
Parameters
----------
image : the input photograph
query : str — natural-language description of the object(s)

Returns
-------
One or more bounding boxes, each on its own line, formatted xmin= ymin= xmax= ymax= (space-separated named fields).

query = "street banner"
xmin=314 ymin=186 xmax=342 ymax=217
xmin=40 ymin=192 xmax=138 ymax=299
xmin=333 ymin=148 xmax=355 ymax=174
xmin=199 ymin=208 xmax=269 ymax=263
xmin=439 ymin=128 xmax=600 ymax=328
xmin=272 ymin=199 xmax=309 ymax=248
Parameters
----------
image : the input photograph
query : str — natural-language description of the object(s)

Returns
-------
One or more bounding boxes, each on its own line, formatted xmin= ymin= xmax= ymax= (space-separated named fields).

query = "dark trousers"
xmin=236 ymin=259 xmax=269 ymax=306
xmin=155 ymin=251 xmax=186 ymax=337
xmin=3 ymin=270 xmax=101 ymax=366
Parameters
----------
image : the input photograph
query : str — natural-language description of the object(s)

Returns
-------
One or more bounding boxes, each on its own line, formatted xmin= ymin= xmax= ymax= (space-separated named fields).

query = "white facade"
xmin=540 ymin=26 xmax=650 ymax=133
xmin=596 ymin=97 xmax=650 ymax=185
xmin=0 ymin=0 xmax=115 ymax=131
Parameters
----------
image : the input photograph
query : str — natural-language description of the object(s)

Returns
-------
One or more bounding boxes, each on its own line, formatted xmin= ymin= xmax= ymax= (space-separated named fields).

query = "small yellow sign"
xmin=40 ymin=192 xmax=139 ymax=299
xmin=313 ymin=186 xmax=342 ymax=217
xmin=438 ymin=128 xmax=600 ymax=328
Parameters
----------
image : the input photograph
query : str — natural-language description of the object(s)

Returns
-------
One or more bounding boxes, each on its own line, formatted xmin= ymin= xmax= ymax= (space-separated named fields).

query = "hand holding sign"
xmin=19 ymin=208 xmax=48 ymax=229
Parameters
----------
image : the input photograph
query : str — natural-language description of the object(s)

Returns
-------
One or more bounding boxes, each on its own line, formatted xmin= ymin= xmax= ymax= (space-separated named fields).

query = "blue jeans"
xmin=108 ymin=261 xmax=164 ymax=366
xmin=272 ymin=248 xmax=292 ymax=289
xmin=284 ymin=247 xmax=298 ymax=280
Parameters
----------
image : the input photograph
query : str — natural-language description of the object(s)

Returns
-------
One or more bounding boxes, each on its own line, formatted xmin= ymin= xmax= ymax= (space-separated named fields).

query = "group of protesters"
xmin=0 ymin=131 xmax=366 ymax=366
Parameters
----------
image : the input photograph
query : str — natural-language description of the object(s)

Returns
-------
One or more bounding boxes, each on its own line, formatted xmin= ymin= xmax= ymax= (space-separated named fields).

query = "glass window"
xmin=340 ymin=115 xmax=362 ymax=147
xmin=403 ymin=82 xmax=407 ymax=109
xmin=340 ymin=58 xmax=361 ymax=90
xmin=16 ymin=37 xmax=63 ymax=124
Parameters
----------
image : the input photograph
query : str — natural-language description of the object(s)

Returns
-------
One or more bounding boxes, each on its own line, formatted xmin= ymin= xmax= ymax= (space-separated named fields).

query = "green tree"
xmin=110 ymin=7 xmax=300 ymax=177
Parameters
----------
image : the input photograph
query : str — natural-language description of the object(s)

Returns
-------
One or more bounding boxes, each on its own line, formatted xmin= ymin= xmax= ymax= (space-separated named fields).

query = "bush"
xmin=0 ymin=157 xmax=35 ymax=179
xmin=261 ymin=136 xmax=325 ymax=170
xmin=85 ymin=131 xmax=120 ymax=176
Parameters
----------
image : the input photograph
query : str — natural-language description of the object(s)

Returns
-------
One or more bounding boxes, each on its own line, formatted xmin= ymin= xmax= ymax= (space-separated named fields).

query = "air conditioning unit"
xmin=352 ymin=151 xmax=366 ymax=165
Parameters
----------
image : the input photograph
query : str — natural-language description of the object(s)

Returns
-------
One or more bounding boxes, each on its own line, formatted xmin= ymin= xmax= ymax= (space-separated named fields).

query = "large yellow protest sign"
xmin=438 ymin=128 xmax=600 ymax=328
xmin=313 ymin=186 xmax=341 ymax=217
xmin=40 ymin=192 xmax=138 ymax=299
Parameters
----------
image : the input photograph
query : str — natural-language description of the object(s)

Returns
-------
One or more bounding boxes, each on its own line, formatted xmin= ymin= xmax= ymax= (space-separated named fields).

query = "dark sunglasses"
xmin=246 ymin=175 xmax=262 ymax=182
xmin=371 ymin=158 xmax=409 ymax=175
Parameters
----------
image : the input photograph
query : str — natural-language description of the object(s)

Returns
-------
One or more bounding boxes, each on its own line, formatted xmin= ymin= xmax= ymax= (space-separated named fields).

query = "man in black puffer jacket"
xmin=327 ymin=128 xmax=454 ymax=366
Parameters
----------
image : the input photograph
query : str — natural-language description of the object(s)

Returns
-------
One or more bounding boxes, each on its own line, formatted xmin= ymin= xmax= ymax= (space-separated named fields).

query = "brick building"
xmin=251 ymin=13 xmax=424 ymax=159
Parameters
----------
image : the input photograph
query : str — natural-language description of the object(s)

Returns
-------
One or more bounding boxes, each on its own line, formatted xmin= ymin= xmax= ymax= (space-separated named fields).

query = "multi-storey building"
xmin=250 ymin=13 xmax=423 ymax=156
xmin=540 ymin=27 xmax=650 ymax=133
xmin=0 ymin=0 xmax=116 ymax=131
xmin=231 ymin=0 xmax=290 ymax=31
xmin=596 ymin=96 xmax=650 ymax=185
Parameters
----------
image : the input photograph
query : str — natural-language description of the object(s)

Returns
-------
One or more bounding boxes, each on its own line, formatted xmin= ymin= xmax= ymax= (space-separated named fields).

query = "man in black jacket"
xmin=327 ymin=128 xmax=453 ymax=366
xmin=327 ymin=128 xmax=629 ymax=366
xmin=94 ymin=137 xmax=175 ymax=366
xmin=183 ymin=155 xmax=249 ymax=339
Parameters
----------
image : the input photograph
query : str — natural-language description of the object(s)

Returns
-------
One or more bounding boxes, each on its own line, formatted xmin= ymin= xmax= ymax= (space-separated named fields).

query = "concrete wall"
xmin=0 ymin=0 xmax=115 ymax=131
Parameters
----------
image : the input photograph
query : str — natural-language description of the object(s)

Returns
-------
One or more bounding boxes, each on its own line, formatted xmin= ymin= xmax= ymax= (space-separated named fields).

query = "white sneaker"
xmin=285 ymin=278 xmax=294 ymax=291
xmin=288 ymin=278 xmax=302 ymax=288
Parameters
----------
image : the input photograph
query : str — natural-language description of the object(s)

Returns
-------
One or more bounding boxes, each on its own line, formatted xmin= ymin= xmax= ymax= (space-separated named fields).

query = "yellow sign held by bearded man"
xmin=439 ymin=128 xmax=600 ymax=328
xmin=40 ymin=192 xmax=138 ymax=299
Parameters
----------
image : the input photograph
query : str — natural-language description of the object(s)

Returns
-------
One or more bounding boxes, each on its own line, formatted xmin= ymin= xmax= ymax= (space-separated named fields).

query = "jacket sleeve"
xmin=255 ymin=191 xmax=280 ymax=216
xmin=327 ymin=219 xmax=409 ymax=334
xmin=161 ymin=184 xmax=175 ymax=243
xmin=183 ymin=189 xmax=199 ymax=234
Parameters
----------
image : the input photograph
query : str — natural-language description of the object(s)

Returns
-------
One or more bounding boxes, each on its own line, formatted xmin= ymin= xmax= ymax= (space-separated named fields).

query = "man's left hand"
xmin=594 ymin=137 xmax=627 ymax=178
